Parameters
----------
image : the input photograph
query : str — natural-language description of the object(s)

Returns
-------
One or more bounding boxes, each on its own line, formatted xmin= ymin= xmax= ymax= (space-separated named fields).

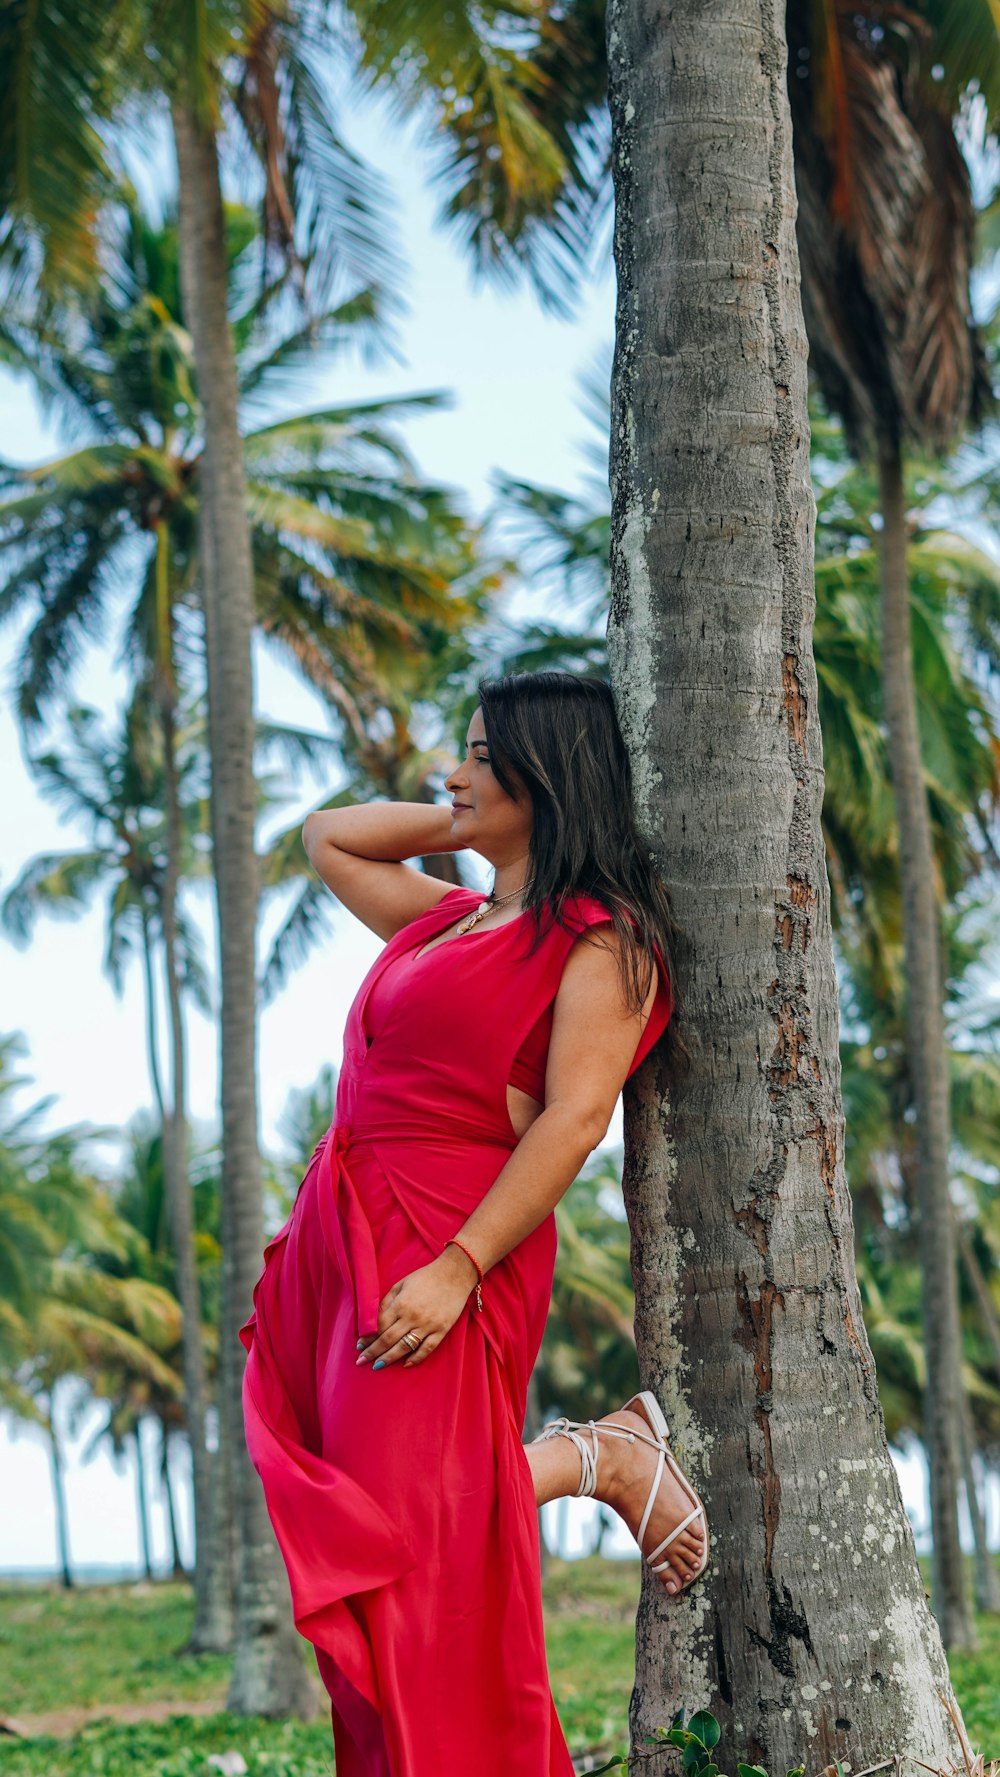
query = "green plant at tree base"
xmin=583 ymin=1707 xmax=804 ymax=1777
xmin=582 ymin=1704 xmax=992 ymax=1777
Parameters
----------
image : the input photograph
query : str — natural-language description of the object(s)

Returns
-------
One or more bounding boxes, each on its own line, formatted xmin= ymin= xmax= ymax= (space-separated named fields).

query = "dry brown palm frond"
xmin=788 ymin=0 xmax=994 ymax=459
xmin=896 ymin=91 xmax=993 ymax=450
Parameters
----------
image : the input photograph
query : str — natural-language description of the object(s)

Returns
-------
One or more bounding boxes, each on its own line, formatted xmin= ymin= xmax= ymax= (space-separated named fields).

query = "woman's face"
xmin=443 ymin=707 xmax=533 ymax=865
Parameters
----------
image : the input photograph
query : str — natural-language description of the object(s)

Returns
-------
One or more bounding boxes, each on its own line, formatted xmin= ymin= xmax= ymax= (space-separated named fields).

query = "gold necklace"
xmin=455 ymin=879 xmax=535 ymax=936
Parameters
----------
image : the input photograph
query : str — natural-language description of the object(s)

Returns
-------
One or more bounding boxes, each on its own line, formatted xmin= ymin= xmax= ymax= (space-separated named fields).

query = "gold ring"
xmin=402 ymin=1331 xmax=421 ymax=1350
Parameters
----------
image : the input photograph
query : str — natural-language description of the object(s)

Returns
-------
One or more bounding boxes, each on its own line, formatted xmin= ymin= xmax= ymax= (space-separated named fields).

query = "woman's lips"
xmin=451 ymin=803 xmax=470 ymax=811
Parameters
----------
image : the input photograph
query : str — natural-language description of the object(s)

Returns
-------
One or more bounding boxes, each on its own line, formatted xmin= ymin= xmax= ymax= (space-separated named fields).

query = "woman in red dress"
xmin=240 ymin=671 xmax=708 ymax=1777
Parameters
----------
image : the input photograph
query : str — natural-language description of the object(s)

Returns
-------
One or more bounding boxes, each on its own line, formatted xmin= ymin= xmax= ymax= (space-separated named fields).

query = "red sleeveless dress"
xmin=240 ymin=887 xmax=672 ymax=1777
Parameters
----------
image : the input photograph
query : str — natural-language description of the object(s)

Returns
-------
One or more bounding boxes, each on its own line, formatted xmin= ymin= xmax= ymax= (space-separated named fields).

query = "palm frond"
xmin=1 ymin=850 xmax=108 ymax=944
xmin=0 ymin=0 xmax=127 ymax=297
xmin=228 ymin=15 xmax=405 ymax=316
xmin=259 ymin=877 xmax=336 ymax=1002
xmin=346 ymin=0 xmax=609 ymax=315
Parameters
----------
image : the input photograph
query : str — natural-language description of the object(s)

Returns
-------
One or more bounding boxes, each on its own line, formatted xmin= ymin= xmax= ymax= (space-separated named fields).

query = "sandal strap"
xmin=645 ymin=1502 xmax=705 ymax=1563
xmin=536 ymin=1418 xmax=600 ymax=1497
xmin=636 ymin=1448 xmax=666 ymax=1548
xmin=538 ymin=1410 xmax=708 ymax=1583
xmin=536 ymin=1412 xmax=672 ymax=1509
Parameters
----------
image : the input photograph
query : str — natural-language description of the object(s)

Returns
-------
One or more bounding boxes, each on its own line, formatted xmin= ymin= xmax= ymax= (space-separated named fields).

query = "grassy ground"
xmin=0 ymin=1558 xmax=997 ymax=1775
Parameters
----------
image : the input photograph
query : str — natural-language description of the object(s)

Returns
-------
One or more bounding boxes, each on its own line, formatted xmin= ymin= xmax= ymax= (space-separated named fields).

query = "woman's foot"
xmin=527 ymin=1402 xmax=707 ymax=1595
xmin=594 ymin=1406 xmax=706 ymax=1594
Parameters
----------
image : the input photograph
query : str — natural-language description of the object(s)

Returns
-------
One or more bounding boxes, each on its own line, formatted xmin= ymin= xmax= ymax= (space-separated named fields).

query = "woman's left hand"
xmin=355 ymin=1247 xmax=478 ymax=1370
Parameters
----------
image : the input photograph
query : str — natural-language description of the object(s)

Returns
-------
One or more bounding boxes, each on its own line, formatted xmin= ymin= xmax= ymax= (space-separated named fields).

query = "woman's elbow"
xmin=301 ymin=811 xmax=319 ymax=859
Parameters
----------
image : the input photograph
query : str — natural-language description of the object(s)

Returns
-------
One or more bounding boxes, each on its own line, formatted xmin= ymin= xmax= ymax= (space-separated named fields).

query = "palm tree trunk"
xmin=46 ymin=1395 xmax=73 ymax=1590
xmin=960 ymin=1396 xmax=1000 ymax=1614
xmin=957 ymin=1219 xmax=1000 ymax=1376
xmin=140 ymin=910 xmax=166 ymax=1124
xmin=208 ymin=1398 xmax=237 ymax=1642
xmin=134 ymin=1422 xmax=154 ymax=1580
xmin=876 ymin=443 xmax=973 ymax=1648
xmin=605 ymin=0 xmax=969 ymax=1763
xmin=159 ymin=1420 xmax=187 ymax=1579
xmin=172 ymin=97 xmax=314 ymax=1718
xmin=154 ymin=521 xmax=224 ymax=1646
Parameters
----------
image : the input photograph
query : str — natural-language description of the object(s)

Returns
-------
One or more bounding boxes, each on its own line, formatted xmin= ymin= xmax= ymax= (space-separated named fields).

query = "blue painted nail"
xmin=372 ymin=1359 xmax=385 ymax=1371
xmin=356 ymin=1339 xmax=364 ymax=1349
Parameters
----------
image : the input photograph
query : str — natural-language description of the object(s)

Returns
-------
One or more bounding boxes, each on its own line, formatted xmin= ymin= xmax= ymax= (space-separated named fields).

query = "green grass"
xmin=949 ymin=1612 xmax=1000 ymax=1754
xmin=0 ymin=1580 xmax=230 ymax=1714
xmin=0 ymin=1558 xmax=997 ymax=1775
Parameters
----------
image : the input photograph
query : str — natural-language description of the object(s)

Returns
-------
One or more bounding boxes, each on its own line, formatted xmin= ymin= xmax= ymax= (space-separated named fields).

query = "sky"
xmin=0 ymin=62 xmax=985 ymax=1576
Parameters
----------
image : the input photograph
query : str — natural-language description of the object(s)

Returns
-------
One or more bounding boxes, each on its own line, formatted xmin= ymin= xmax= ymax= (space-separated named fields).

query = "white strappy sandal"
xmin=535 ymin=1388 xmax=709 ymax=1592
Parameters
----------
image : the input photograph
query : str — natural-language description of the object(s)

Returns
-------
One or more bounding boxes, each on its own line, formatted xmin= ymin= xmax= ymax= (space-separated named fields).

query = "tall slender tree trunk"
xmin=159 ymin=1421 xmax=187 ymax=1579
xmin=957 ymin=1219 xmax=1000 ymax=1375
xmin=135 ymin=1423 xmax=154 ymax=1581
xmin=876 ymin=444 xmax=973 ymax=1648
xmin=605 ymin=0 xmax=968 ymax=1764
xmin=46 ymin=1397 xmax=73 ymax=1590
xmin=140 ymin=911 xmax=166 ymax=1123
xmin=154 ymin=522 xmax=225 ymax=1648
xmin=960 ymin=1397 xmax=1000 ymax=1614
xmin=172 ymin=98 xmax=314 ymax=1717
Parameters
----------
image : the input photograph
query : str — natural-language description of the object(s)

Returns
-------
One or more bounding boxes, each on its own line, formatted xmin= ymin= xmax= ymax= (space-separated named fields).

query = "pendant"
xmin=456 ymin=901 xmax=491 ymax=936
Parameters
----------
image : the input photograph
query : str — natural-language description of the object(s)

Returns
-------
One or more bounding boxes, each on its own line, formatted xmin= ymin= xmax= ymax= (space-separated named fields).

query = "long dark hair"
xmin=476 ymin=670 xmax=684 ymax=1052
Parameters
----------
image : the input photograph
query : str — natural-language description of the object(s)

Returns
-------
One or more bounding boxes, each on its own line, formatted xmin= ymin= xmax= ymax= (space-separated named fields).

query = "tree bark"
xmin=172 ymin=100 xmax=314 ymax=1716
xmin=605 ymin=0 xmax=968 ymax=1763
xmin=876 ymin=444 xmax=973 ymax=1648
xmin=155 ymin=521 xmax=225 ymax=1647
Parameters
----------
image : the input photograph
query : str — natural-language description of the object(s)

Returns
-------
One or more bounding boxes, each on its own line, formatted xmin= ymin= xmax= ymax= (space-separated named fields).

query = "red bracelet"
xmin=446 ymin=1237 xmax=485 ymax=1312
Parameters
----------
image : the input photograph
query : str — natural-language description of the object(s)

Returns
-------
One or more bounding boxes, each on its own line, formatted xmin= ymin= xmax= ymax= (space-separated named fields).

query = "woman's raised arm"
xmin=302 ymin=800 xmax=468 ymax=941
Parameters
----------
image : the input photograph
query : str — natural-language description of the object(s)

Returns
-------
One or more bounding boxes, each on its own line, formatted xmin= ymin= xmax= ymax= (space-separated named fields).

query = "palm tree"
xmin=840 ymin=897 xmax=1000 ymax=1610
xmin=112 ymin=1115 xmax=226 ymax=1588
xmin=784 ymin=1 xmax=1000 ymax=1645
xmin=603 ymin=0 xmax=970 ymax=1764
xmin=0 ymin=695 xmax=223 ymax=1628
xmin=0 ymin=1032 xmax=183 ymax=1587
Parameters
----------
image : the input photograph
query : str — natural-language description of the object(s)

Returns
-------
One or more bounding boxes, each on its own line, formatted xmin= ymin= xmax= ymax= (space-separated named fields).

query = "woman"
xmin=240 ymin=671 xmax=708 ymax=1777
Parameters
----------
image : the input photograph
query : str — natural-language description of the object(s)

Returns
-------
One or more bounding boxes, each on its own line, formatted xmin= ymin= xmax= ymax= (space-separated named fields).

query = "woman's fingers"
xmin=355 ymin=1325 xmax=402 ymax=1365
xmin=355 ymin=1324 xmax=439 ymax=1369
xmin=356 ymin=1308 xmax=420 ymax=1367
xmin=403 ymin=1334 xmax=439 ymax=1368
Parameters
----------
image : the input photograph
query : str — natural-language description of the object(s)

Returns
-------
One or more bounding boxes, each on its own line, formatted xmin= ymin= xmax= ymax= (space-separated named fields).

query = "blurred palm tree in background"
xmin=0 ymin=1034 xmax=182 ymax=1589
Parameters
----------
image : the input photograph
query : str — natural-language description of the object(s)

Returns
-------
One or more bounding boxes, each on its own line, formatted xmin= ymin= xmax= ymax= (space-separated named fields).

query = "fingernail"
xmin=372 ymin=1359 xmax=385 ymax=1371
xmin=356 ymin=1339 xmax=364 ymax=1350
